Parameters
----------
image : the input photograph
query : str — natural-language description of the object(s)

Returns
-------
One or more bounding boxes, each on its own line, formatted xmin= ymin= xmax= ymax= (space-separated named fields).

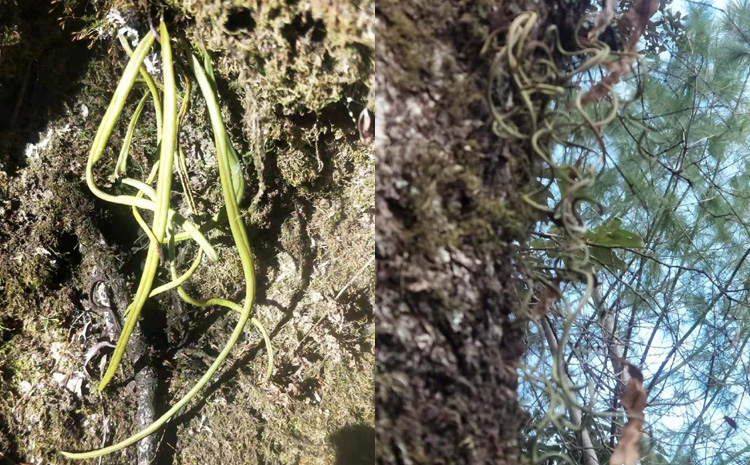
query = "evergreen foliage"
xmin=523 ymin=1 xmax=750 ymax=463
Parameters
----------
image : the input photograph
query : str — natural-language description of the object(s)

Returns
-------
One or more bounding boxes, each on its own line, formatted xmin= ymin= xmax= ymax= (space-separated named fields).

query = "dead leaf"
xmin=623 ymin=0 xmax=660 ymax=40
xmin=625 ymin=363 xmax=644 ymax=384
xmin=611 ymin=363 xmax=647 ymax=465
xmin=620 ymin=375 xmax=647 ymax=415
xmin=588 ymin=0 xmax=617 ymax=42
xmin=610 ymin=418 xmax=644 ymax=465
xmin=531 ymin=281 xmax=560 ymax=320
xmin=582 ymin=73 xmax=624 ymax=107
xmin=582 ymin=0 xmax=660 ymax=106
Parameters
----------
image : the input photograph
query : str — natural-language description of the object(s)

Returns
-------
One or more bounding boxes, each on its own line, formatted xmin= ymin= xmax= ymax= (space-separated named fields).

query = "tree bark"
xmin=374 ymin=1 xmax=555 ymax=463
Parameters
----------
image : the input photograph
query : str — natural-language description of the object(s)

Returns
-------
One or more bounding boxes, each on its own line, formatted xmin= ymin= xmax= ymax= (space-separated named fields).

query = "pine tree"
xmin=524 ymin=2 xmax=750 ymax=464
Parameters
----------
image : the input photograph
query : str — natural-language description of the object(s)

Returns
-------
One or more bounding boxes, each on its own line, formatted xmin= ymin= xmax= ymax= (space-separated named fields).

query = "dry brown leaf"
xmin=620 ymin=375 xmax=647 ymax=414
xmin=623 ymin=0 xmax=660 ymax=40
xmin=581 ymin=73 xmax=623 ymax=107
xmin=582 ymin=0 xmax=660 ymax=106
xmin=625 ymin=363 xmax=644 ymax=385
xmin=610 ymin=418 xmax=644 ymax=465
xmin=531 ymin=281 xmax=560 ymax=320
xmin=588 ymin=0 xmax=617 ymax=42
xmin=611 ymin=363 xmax=647 ymax=465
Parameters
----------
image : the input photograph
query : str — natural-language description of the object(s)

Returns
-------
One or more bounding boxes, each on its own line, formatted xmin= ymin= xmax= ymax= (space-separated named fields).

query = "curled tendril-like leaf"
xmin=488 ymin=10 xmax=649 ymax=464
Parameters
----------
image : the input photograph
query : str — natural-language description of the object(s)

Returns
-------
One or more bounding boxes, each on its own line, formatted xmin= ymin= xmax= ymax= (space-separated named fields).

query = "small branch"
xmin=541 ymin=317 xmax=601 ymax=465
xmin=77 ymin=216 xmax=158 ymax=465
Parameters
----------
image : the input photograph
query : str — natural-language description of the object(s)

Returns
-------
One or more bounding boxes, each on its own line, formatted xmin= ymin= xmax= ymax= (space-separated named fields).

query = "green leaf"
xmin=226 ymin=136 xmax=246 ymax=202
xmin=551 ymin=166 xmax=591 ymax=198
xmin=585 ymin=218 xmax=644 ymax=248
xmin=196 ymin=44 xmax=245 ymax=203
xmin=529 ymin=239 xmax=563 ymax=259
xmin=590 ymin=245 xmax=627 ymax=270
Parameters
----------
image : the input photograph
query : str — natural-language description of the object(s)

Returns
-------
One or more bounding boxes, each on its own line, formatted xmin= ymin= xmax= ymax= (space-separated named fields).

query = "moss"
xmin=175 ymin=317 xmax=374 ymax=465
xmin=479 ymin=199 xmax=525 ymax=237
xmin=178 ymin=0 xmax=373 ymax=207
xmin=0 ymin=31 xmax=144 ymax=460
xmin=280 ymin=210 xmax=305 ymax=264
xmin=183 ymin=0 xmax=372 ymax=113
xmin=278 ymin=146 xmax=321 ymax=187
xmin=375 ymin=0 xmax=547 ymax=462
xmin=376 ymin=0 xmax=432 ymax=90
xmin=0 ymin=23 xmax=21 ymax=47
xmin=0 ymin=1 xmax=374 ymax=463
xmin=0 ymin=279 xmax=138 ymax=464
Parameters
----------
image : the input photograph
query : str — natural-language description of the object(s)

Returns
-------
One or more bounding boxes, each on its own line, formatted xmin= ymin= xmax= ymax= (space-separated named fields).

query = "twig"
xmin=335 ymin=256 xmax=374 ymax=300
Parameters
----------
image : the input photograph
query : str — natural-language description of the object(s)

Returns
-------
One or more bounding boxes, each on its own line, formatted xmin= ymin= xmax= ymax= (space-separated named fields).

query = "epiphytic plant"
xmin=483 ymin=9 xmax=652 ymax=465
xmin=61 ymin=16 xmax=272 ymax=459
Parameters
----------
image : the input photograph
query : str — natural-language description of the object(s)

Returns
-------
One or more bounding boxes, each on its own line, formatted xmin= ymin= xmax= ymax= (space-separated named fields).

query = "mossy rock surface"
xmin=0 ymin=1 xmax=373 ymax=464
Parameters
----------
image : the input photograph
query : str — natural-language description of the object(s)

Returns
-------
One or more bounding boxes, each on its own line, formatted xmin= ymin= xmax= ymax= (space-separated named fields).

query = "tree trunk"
xmin=373 ymin=0 xmax=573 ymax=462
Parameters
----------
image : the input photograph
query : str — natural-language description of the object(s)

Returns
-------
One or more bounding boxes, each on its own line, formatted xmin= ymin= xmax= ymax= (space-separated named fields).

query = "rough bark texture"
xmin=375 ymin=1 xmax=544 ymax=463
xmin=86 ymin=230 xmax=158 ymax=465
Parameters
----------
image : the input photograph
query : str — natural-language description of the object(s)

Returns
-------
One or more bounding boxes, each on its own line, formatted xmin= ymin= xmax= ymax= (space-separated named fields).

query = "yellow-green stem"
xmin=60 ymin=45 xmax=262 ymax=461
xmin=97 ymin=17 xmax=177 ymax=392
